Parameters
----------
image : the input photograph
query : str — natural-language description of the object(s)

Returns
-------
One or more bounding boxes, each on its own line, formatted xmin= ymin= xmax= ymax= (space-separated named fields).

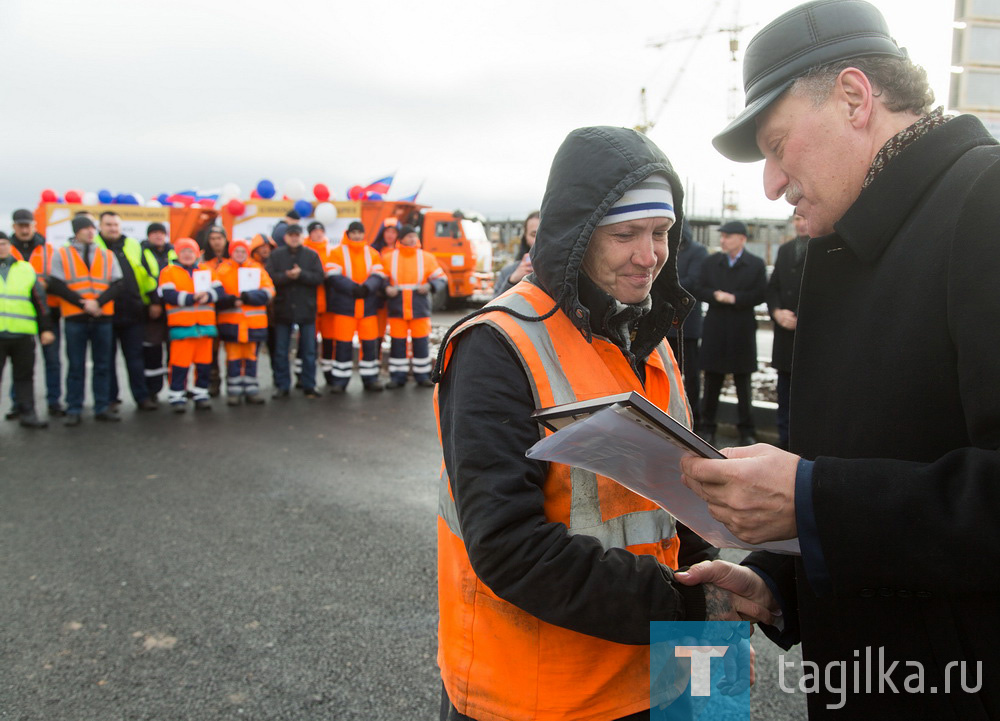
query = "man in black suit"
xmin=766 ymin=212 xmax=808 ymax=450
xmin=695 ymin=220 xmax=766 ymax=446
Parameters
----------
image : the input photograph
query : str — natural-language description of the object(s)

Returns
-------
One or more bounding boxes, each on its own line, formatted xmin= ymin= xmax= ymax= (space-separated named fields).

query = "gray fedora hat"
xmin=713 ymin=0 xmax=906 ymax=163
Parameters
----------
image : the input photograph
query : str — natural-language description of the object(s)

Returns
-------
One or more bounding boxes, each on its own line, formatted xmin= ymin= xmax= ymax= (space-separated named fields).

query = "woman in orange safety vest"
xmin=215 ymin=238 xmax=275 ymax=405
xmin=157 ymin=237 xmax=223 ymax=412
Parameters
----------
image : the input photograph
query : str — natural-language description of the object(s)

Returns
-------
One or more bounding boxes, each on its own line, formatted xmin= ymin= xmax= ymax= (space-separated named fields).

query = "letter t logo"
xmin=675 ymin=645 xmax=729 ymax=696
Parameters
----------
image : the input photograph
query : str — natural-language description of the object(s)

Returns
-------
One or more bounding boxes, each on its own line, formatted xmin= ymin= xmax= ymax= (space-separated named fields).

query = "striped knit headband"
xmin=597 ymin=173 xmax=675 ymax=227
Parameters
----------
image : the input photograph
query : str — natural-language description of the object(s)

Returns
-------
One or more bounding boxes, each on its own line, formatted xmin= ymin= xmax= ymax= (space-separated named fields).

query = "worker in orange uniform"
xmin=382 ymin=225 xmax=446 ymax=388
xmin=305 ymin=220 xmax=335 ymax=386
xmin=157 ymin=238 xmax=223 ymax=412
xmin=372 ymin=218 xmax=400 ymax=365
xmin=215 ymin=238 xmax=274 ymax=405
xmin=200 ymin=224 xmax=230 ymax=397
xmin=323 ymin=221 xmax=386 ymax=392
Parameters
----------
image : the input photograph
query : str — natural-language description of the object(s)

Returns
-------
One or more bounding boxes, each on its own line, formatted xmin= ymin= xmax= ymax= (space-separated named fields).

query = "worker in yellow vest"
xmin=0 ymin=233 xmax=54 ymax=428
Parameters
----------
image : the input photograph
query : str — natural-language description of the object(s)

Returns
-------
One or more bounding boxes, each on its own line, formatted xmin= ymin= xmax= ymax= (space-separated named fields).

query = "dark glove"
xmin=353 ymin=284 xmax=370 ymax=299
xmin=240 ymin=291 xmax=254 ymax=304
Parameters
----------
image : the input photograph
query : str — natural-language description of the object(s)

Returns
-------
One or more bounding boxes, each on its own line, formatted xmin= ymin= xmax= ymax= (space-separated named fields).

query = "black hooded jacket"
xmin=437 ymin=127 xmax=715 ymax=646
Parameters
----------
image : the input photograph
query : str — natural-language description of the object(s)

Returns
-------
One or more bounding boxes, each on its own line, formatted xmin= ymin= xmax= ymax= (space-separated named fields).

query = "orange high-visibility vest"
xmin=216 ymin=260 xmax=275 ymax=343
xmin=305 ymin=237 xmax=330 ymax=314
xmin=12 ymin=243 xmax=58 ymax=307
xmin=28 ymin=243 xmax=59 ymax=308
xmin=383 ymin=246 xmax=445 ymax=320
xmin=56 ymin=245 xmax=115 ymax=318
xmin=159 ymin=264 xmax=217 ymax=328
xmin=434 ymin=281 xmax=690 ymax=721
xmin=325 ymin=239 xmax=384 ymax=318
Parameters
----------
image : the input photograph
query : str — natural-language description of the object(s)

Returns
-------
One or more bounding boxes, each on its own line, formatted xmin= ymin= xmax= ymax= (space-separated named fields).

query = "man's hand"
xmin=680 ymin=444 xmax=800 ymax=544
xmin=38 ymin=276 xmax=49 ymax=289
xmin=703 ymin=581 xmax=775 ymax=626
xmin=384 ymin=285 xmax=400 ymax=298
xmin=678 ymin=561 xmax=780 ymax=625
xmin=773 ymin=308 xmax=797 ymax=330
xmin=415 ymin=282 xmax=431 ymax=295
xmin=713 ymin=290 xmax=736 ymax=304
xmin=194 ymin=292 xmax=210 ymax=305
xmin=82 ymin=299 xmax=101 ymax=316
xmin=286 ymin=265 xmax=301 ymax=280
xmin=148 ymin=304 xmax=163 ymax=320
xmin=40 ymin=330 xmax=55 ymax=346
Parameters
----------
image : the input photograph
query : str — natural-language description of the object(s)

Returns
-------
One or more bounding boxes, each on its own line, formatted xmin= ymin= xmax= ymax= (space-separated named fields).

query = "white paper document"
xmin=527 ymin=403 xmax=800 ymax=555
xmin=192 ymin=270 xmax=212 ymax=294
xmin=237 ymin=267 xmax=261 ymax=293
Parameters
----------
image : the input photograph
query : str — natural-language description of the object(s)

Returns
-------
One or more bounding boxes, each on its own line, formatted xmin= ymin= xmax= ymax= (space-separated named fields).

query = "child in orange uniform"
xmin=215 ymin=238 xmax=275 ymax=405
xmin=157 ymin=238 xmax=223 ymax=412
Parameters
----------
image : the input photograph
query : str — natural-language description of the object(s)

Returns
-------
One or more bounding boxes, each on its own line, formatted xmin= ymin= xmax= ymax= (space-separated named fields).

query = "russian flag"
xmin=364 ymin=175 xmax=394 ymax=195
xmin=397 ymin=182 xmax=424 ymax=202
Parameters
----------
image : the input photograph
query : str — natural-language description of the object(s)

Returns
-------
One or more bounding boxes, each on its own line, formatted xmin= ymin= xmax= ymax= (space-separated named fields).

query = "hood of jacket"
xmin=530 ymin=126 xmax=693 ymax=354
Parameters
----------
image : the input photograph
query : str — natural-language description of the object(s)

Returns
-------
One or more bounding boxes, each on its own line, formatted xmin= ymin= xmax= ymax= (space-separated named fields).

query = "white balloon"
xmin=82 ymin=191 xmax=98 ymax=206
xmin=132 ymin=193 xmax=145 ymax=206
xmin=284 ymin=178 xmax=307 ymax=200
xmin=221 ymin=182 xmax=241 ymax=199
xmin=146 ymin=200 xmax=162 ymax=207
xmin=314 ymin=202 xmax=338 ymax=224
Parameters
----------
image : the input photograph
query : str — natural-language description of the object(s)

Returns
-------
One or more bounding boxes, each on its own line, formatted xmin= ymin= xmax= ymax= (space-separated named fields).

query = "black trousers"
xmin=0 ymin=334 xmax=37 ymax=415
xmin=700 ymin=371 xmax=755 ymax=436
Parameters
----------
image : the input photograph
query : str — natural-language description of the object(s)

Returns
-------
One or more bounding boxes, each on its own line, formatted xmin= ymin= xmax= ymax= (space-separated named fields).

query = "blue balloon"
xmin=157 ymin=193 xmax=170 ymax=205
xmin=294 ymin=199 xmax=313 ymax=218
xmin=98 ymin=189 xmax=113 ymax=204
xmin=368 ymin=192 xmax=383 ymax=201
xmin=256 ymin=179 xmax=276 ymax=199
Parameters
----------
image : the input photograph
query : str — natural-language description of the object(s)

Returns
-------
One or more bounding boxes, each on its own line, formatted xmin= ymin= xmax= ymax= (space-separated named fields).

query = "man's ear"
xmin=837 ymin=67 xmax=875 ymax=129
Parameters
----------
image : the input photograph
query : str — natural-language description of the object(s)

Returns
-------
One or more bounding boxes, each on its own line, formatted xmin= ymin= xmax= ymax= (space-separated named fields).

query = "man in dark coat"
xmin=678 ymin=1 xmax=1000 ymax=717
xmin=695 ymin=219 xmax=766 ymax=446
xmin=265 ymin=224 xmax=323 ymax=398
xmin=765 ymin=212 xmax=808 ymax=450
xmin=666 ymin=220 xmax=708 ymax=430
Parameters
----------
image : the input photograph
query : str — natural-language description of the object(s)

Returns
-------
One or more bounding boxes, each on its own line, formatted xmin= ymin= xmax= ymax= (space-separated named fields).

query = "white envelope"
xmin=193 ymin=270 xmax=212 ymax=294
xmin=238 ymin=267 xmax=261 ymax=293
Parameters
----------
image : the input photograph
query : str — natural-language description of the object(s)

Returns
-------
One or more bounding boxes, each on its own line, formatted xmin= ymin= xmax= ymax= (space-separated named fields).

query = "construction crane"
xmin=635 ymin=1 xmax=755 ymax=134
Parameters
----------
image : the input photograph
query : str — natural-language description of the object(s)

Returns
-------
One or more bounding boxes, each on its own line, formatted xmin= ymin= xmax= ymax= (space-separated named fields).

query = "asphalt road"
xmin=0 ymin=317 xmax=805 ymax=720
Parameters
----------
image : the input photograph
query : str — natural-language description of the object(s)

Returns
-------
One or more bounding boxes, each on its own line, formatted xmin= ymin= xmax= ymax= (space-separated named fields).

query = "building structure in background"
xmin=951 ymin=0 xmax=1000 ymax=138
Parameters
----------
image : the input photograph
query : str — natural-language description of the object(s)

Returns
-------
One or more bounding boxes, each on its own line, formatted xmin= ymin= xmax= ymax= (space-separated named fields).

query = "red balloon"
xmin=348 ymin=185 xmax=365 ymax=201
xmin=249 ymin=189 xmax=260 ymax=199
xmin=40 ymin=188 xmax=57 ymax=203
xmin=64 ymin=189 xmax=82 ymax=203
xmin=313 ymin=183 xmax=330 ymax=202
xmin=226 ymin=198 xmax=246 ymax=216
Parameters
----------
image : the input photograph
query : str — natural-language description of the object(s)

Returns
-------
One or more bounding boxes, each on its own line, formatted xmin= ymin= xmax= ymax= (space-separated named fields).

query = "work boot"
xmin=227 ymin=395 xmax=241 ymax=406
xmin=194 ymin=399 xmax=212 ymax=411
xmin=5 ymin=409 xmax=20 ymax=420
xmin=138 ymin=398 xmax=159 ymax=411
xmin=48 ymin=404 xmax=66 ymax=417
xmin=416 ymin=379 xmax=435 ymax=388
xmin=363 ymin=380 xmax=384 ymax=392
xmin=19 ymin=413 xmax=48 ymax=429
xmin=245 ymin=393 xmax=265 ymax=405
xmin=172 ymin=403 xmax=187 ymax=414
xmin=385 ymin=380 xmax=403 ymax=390
xmin=328 ymin=385 xmax=346 ymax=395
xmin=95 ymin=411 xmax=121 ymax=422
xmin=64 ymin=413 xmax=82 ymax=426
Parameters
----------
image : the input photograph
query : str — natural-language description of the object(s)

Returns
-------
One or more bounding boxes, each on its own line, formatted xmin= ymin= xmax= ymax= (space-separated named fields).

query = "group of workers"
xmin=0 ymin=209 xmax=447 ymax=426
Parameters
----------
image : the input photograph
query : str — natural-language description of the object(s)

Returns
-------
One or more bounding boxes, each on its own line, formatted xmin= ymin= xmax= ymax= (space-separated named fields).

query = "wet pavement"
xmin=0 ymin=315 xmax=803 ymax=720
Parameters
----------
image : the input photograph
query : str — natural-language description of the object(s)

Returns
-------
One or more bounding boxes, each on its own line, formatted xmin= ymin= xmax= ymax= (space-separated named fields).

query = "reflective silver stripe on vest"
xmin=440 ymin=292 xmax=683 ymax=550
xmin=656 ymin=345 xmax=691 ymax=424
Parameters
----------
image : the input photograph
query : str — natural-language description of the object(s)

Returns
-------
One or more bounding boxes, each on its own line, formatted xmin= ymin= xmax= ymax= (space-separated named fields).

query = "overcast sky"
xmin=1 ymin=0 xmax=956 ymax=230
